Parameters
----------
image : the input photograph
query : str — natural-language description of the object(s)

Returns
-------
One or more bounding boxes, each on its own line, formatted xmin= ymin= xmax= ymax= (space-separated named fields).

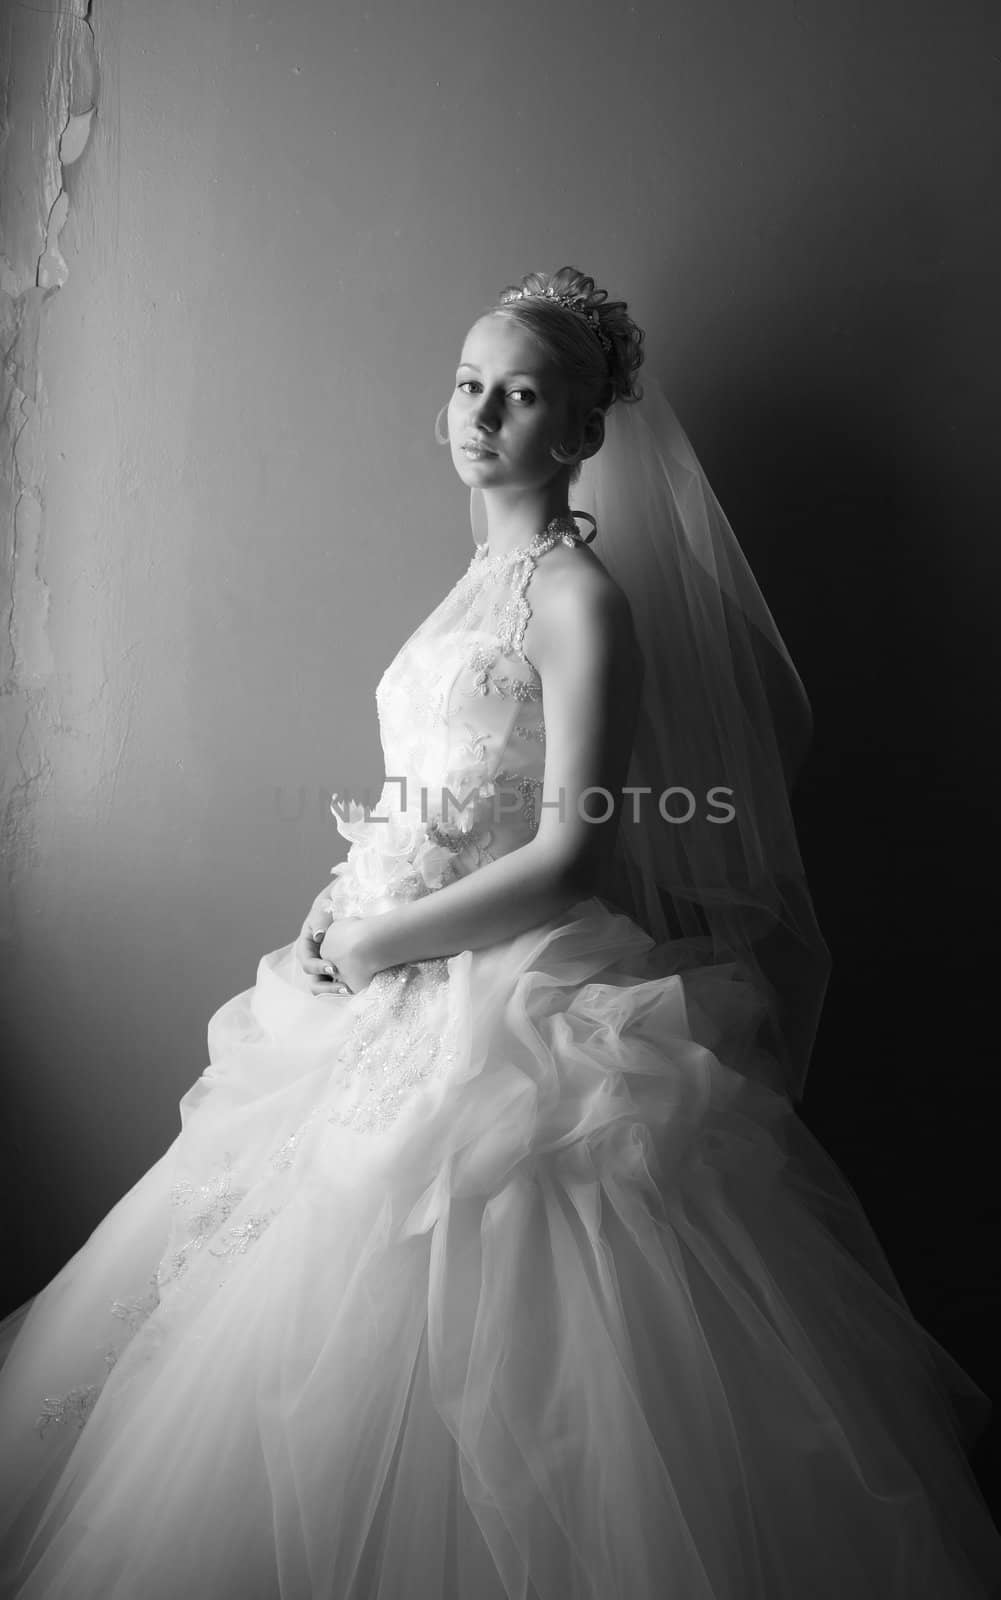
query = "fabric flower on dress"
xmin=328 ymin=793 xmax=433 ymax=911
xmin=412 ymin=838 xmax=461 ymax=892
xmin=330 ymin=792 xmax=418 ymax=851
xmin=326 ymin=776 xmax=497 ymax=915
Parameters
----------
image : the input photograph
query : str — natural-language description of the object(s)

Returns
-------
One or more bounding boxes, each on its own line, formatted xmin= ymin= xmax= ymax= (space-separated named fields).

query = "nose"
xmin=469 ymin=391 xmax=501 ymax=432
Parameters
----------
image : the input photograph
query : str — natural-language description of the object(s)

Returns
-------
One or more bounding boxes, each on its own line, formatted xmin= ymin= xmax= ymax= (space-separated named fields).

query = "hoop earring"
xmin=434 ymin=404 xmax=450 ymax=445
xmin=549 ymin=439 xmax=583 ymax=466
xmin=568 ymin=511 xmax=598 ymax=544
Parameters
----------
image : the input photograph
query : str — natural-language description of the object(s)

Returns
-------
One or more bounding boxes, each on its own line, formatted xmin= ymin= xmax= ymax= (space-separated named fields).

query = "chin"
xmin=455 ymin=457 xmax=500 ymax=482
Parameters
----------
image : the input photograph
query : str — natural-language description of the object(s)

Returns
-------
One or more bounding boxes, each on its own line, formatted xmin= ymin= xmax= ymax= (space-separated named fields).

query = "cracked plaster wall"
xmin=0 ymin=0 xmax=385 ymax=1298
xmin=2 ymin=4 xmax=97 ymax=917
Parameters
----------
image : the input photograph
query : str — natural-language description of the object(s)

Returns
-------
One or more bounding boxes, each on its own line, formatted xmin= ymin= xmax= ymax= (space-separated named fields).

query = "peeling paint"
xmin=10 ymin=483 xmax=55 ymax=682
xmin=37 ymin=13 xmax=99 ymax=288
xmin=1 ymin=2 xmax=99 ymax=941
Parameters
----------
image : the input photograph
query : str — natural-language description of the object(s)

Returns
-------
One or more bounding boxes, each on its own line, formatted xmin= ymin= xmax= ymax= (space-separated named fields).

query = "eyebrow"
xmin=456 ymin=362 xmax=543 ymax=380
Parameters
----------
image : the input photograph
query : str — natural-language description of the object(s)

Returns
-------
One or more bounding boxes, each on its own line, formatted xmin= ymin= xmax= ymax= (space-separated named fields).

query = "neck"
xmin=478 ymin=476 xmax=573 ymax=557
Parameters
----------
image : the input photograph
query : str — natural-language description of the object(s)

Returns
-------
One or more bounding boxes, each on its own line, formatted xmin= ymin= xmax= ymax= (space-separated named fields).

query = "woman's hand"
xmin=295 ymin=887 xmax=339 ymax=991
xmin=313 ymin=917 xmax=384 ymax=997
xmin=294 ymin=887 xmax=386 ymax=997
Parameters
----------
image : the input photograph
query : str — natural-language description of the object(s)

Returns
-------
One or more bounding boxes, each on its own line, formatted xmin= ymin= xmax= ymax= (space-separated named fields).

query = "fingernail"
xmin=322 ymin=964 xmax=334 ymax=975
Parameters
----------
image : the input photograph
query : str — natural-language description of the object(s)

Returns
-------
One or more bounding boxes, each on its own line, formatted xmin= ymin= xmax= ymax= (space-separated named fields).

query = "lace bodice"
xmin=327 ymin=531 xmax=568 ymax=918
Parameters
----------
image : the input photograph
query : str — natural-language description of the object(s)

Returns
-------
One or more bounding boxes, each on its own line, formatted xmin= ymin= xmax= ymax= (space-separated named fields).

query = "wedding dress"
xmin=1 ymin=530 xmax=998 ymax=1599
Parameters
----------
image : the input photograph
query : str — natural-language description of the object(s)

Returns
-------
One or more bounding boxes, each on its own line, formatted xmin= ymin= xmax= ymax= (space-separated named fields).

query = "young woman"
xmin=1 ymin=267 xmax=998 ymax=1598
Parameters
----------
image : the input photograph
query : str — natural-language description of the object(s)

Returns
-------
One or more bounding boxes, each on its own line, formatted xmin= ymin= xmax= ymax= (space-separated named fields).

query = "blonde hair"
xmin=485 ymin=266 xmax=645 ymax=480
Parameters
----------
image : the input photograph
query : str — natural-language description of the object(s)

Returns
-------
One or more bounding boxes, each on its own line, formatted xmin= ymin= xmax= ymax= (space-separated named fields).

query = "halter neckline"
xmin=473 ymin=530 xmax=558 ymax=567
xmin=473 ymin=512 xmax=593 ymax=567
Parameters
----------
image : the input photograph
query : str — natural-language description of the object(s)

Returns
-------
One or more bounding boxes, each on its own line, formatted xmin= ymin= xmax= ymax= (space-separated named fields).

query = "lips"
xmin=462 ymin=441 xmax=496 ymax=456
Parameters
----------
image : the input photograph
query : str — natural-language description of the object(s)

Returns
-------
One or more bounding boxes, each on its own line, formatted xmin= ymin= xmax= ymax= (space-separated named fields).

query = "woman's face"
xmin=447 ymin=314 xmax=575 ymax=493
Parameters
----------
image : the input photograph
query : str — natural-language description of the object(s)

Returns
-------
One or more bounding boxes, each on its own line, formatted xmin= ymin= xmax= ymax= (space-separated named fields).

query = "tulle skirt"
xmin=1 ymin=898 xmax=998 ymax=1599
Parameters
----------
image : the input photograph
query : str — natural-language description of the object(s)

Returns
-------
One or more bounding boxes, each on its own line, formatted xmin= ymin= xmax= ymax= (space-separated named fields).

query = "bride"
xmin=1 ymin=266 xmax=998 ymax=1599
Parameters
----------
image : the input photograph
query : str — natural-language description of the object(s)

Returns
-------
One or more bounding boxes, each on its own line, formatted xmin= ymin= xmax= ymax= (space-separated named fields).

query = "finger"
xmin=298 ymin=945 xmax=343 ymax=985
xmin=295 ymin=938 xmax=330 ymax=975
xmin=295 ymin=947 xmax=327 ymax=972
xmin=299 ymin=935 xmax=327 ymax=961
xmin=308 ymin=976 xmax=351 ymax=996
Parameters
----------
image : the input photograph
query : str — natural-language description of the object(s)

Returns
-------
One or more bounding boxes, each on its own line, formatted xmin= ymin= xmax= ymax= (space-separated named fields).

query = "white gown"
xmin=1 ymin=536 xmax=998 ymax=1599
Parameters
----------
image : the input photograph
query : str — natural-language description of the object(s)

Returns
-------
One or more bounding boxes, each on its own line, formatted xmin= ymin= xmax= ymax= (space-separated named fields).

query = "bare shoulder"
xmin=522 ymin=544 xmax=641 ymax=672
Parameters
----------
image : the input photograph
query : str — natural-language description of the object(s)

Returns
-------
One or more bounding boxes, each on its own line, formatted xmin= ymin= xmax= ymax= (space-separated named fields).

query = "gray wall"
xmin=3 ymin=0 xmax=999 ymax=1491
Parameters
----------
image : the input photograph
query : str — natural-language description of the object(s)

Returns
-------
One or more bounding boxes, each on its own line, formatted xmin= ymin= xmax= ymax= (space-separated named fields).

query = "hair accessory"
xmin=506 ymin=285 xmax=614 ymax=357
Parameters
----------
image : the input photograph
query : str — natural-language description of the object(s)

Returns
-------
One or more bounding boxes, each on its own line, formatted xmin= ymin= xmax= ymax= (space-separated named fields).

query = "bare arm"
xmin=362 ymin=573 xmax=642 ymax=973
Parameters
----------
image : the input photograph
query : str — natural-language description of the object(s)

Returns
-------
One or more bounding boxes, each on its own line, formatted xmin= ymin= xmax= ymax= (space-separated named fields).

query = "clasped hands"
xmin=295 ymin=886 xmax=384 ymax=997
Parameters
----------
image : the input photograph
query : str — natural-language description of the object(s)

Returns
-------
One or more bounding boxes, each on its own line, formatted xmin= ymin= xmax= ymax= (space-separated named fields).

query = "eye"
xmin=454 ymin=380 xmax=534 ymax=403
xmin=455 ymin=380 xmax=537 ymax=406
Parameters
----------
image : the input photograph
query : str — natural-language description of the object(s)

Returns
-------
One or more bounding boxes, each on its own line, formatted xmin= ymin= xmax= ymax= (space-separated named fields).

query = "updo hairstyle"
xmin=486 ymin=266 xmax=645 ymax=481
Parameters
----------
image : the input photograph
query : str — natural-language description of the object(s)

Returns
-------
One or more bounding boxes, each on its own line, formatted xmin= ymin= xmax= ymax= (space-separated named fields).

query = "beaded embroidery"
xmin=37 ymin=1273 xmax=161 ymax=1438
xmin=38 ymin=1377 xmax=107 ymax=1437
xmin=38 ymin=1171 xmax=280 ymax=1437
xmin=160 ymin=1157 xmax=248 ymax=1285
xmin=492 ymin=577 xmax=535 ymax=660
xmin=209 ymin=1213 xmax=276 ymax=1258
xmin=493 ymin=770 xmax=545 ymax=833
xmin=489 ymin=673 xmax=542 ymax=703
xmin=271 ymin=1109 xmax=321 ymax=1173
xmin=327 ymin=958 xmax=459 ymax=1134
xmin=468 ymin=644 xmax=498 ymax=695
xmin=111 ymin=1276 xmax=161 ymax=1335
xmin=449 ymin=723 xmax=490 ymax=776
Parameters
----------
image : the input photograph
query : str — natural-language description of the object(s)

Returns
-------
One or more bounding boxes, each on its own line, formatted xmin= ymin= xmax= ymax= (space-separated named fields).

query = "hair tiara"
xmin=504 ymin=284 xmax=614 ymax=358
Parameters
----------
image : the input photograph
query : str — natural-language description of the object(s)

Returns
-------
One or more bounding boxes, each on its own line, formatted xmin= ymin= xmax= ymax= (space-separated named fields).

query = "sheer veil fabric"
xmin=477 ymin=374 xmax=830 ymax=1102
